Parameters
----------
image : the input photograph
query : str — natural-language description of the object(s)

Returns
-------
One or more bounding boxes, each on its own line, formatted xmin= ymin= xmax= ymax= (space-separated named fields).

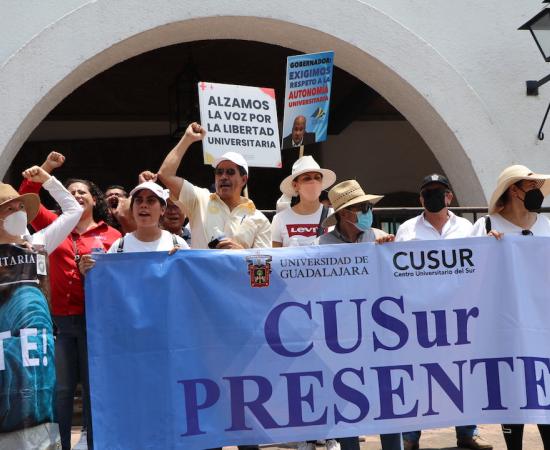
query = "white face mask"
xmin=1 ymin=210 xmax=28 ymax=236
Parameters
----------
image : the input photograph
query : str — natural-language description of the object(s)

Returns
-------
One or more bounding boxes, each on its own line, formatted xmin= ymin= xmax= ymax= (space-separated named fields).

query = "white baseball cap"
xmin=212 ymin=152 xmax=249 ymax=175
xmin=129 ymin=181 xmax=170 ymax=204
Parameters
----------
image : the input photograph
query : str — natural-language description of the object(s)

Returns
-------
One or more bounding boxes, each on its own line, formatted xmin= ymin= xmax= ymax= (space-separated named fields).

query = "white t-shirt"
xmin=177 ymin=180 xmax=271 ymax=249
xmin=471 ymin=213 xmax=550 ymax=237
xmin=271 ymin=204 xmax=333 ymax=247
xmin=108 ymin=230 xmax=189 ymax=253
xmin=395 ymin=211 xmax=473 ymax=241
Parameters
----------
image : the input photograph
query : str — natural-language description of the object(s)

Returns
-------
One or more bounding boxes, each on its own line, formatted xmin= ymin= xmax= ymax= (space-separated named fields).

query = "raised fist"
xmin=42 ymin=151 xmax=65 ymax=173
xmin=22 ymin=165 xmax=51 ymax=184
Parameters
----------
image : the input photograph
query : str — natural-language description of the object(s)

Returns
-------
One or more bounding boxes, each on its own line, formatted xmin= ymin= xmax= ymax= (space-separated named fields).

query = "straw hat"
xmin=279 ymin=156 xmax=336 ymax=197
xmin=322 ymin=180 xmax=383 ymax=227
xmin=489 ymin=165 xmax=550 ymax=213
xmin=0 ymin=183 xmax=40 ymax=223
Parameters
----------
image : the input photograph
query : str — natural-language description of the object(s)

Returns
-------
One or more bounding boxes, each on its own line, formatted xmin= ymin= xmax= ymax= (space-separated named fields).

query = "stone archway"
xmin=0 ymin=0 xmax=509 ymax=204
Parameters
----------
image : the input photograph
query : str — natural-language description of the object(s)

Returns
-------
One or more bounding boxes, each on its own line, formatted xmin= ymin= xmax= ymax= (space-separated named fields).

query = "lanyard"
xmin=71 ymin=234 xmax=81 ymax=262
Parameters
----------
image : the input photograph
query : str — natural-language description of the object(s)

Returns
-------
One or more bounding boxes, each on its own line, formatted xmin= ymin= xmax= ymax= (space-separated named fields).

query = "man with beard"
xmin=157 ymin=122 xmax=270 ymax=250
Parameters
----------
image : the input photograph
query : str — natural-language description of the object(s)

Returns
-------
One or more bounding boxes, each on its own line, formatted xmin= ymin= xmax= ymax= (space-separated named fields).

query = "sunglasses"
xmin=521 ymin=230 xmax=533 ymax=236
xmin=215 ymin=168 xmax=237 ymax=176
xmin=347 ymin=203 xmax=372 ymax=214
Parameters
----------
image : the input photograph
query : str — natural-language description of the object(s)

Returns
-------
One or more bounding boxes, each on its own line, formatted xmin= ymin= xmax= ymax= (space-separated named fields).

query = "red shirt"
xmin=20 ymin=179 xmax=121 ymax=315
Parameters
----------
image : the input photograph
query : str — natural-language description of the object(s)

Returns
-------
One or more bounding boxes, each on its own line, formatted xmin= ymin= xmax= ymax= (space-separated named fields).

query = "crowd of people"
xmin=0 ymin=120 xmax=549 ymax=450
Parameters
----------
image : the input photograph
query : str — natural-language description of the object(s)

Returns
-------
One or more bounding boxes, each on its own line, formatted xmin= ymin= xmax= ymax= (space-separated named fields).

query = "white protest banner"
xmin=198 ymin=81 xmax=281 ymax=168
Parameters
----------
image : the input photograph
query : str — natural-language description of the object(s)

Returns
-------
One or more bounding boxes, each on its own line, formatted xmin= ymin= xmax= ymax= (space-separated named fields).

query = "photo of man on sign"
xmin=281 ymin=115 xmax=316 ymax=149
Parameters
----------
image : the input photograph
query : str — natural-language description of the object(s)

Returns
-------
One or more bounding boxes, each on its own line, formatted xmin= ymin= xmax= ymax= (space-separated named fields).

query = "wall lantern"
xmin=519 ymin=1 xmax=550 ymax=139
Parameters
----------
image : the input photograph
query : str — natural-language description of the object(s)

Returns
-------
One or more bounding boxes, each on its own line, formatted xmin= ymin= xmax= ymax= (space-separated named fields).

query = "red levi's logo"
xmin=287 ymin=224 xmax=319 ymax=237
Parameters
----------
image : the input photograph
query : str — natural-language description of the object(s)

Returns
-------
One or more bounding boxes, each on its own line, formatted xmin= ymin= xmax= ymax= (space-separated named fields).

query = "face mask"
xmin=1 ymin=210 xmax=28 ymax=236
xmin=354 ymin=209 xmax=373 ymax=231
xmin=520 ymin=188 xmax=544 ymax=211
xmin=422 ymin=188 xmax=447 ymax=213
xmin=298 ymin=183 xmax=322 ymax=201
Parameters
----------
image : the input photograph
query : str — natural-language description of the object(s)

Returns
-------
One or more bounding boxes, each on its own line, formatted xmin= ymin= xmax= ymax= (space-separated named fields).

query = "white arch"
xmin=0 ymin=0 xmax=509 ymax=204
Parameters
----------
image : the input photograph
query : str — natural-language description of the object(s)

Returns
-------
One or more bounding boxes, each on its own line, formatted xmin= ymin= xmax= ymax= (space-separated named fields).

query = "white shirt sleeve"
xmin=107 ymin=237 xmax=122 ymax=253
xmin=271 ymin=213 xmax=283 ymax=243
xmin=471 ymin=217 xmax=489 ymax=236
xmin=174 ymin=234 xmax=190 ymax=249
xmin=32 ymin=176 xmax=83 ymax=254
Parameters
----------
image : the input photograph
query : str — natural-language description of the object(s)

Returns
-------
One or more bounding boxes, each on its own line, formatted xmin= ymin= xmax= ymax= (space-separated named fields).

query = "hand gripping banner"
xmin=86 ymin=236 xmax=550 ymax=449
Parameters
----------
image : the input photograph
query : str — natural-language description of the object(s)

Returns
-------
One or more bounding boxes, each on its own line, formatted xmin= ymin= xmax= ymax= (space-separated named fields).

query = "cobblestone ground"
xmin=72 ymin=424 xmax=547 ymax=449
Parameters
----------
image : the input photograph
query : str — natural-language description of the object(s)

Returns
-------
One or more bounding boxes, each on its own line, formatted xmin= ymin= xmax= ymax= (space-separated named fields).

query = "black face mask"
xmin=520 ymin=188 xmax=544 ymax=211
xmin=422 ymin=188 xmax=447 ymax=213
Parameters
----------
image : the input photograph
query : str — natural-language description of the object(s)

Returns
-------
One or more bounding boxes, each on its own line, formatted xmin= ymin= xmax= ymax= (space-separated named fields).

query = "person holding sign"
xmin=396 ymin=174 xmax=491 ymax=450
xmin=471 ymin=164 xmax=550 ymax=450
xmin=0 ymin=163 xmax=83 ymax=449
xmin=271 ymin=155 xmax=336 ymax=247
xmin=157 ymin=122 xmax=270 ymax=250
xmin=282 ymin=115 xmax=316 ymax=149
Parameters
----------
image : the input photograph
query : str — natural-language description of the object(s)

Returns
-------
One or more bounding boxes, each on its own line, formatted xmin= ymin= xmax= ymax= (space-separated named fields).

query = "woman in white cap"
xmin=472 ymin=164 xmax=550 ymax=450
xmin=79 ymin=181 xmax=188 ymax=273
xmin=271 ymin=155 xmax=336 ymax=248
xmin=472 ymin=164 xmax=550 ymax=238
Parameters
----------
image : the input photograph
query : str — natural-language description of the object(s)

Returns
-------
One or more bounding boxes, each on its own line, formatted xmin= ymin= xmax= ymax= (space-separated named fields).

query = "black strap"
xmin=317 ymin=206 xmax=329 ymax=237
xmin=484 ymin=215 xmax=492 ymax=234
xmin=117 ymin=236 xmax=125 ymax=253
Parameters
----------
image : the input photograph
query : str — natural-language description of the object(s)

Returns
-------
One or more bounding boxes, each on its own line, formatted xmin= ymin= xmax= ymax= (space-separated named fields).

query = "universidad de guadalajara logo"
xmin=245 ymin=255 xmax=272 ymax=288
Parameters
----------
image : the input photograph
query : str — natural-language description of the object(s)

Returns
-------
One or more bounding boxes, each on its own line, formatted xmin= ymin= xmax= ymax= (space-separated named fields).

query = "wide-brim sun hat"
xmin=130 ymin=181 xmax=170 ymax=204
xmin=489 ymin=164 xmax=550 ymax=214
xmin=279 ymin=155 xmax=336 ymax=197
xmin=0 ymin=183 xmax=40 ymax=223
xmin=322 ymin=179 xmax=383 ymax=227
xmin=212 ymin=152 xmax=249 ymax=175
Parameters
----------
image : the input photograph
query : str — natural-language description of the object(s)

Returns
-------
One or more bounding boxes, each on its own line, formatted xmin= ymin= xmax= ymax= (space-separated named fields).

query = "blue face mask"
xmin=355 ymin=209 xmax=373 ymax=231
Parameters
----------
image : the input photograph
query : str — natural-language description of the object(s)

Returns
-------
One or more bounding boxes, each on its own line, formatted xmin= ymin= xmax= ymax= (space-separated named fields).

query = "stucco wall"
xmin=0 ymin=0 xmax=547 ymax=205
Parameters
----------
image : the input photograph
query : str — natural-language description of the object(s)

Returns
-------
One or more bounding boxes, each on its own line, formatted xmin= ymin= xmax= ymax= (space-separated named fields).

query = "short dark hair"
xmin=105 ymin=185 xmax=128 ymax=197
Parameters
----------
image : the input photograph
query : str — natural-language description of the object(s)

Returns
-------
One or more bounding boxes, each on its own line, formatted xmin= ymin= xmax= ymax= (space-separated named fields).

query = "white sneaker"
xmin=326 ymin=439 xmax=341 ymax=450
xmin=73 ymin=431 xmax=88 ymax=450
xmin=297 ymin=442 xmax=316 ymax=450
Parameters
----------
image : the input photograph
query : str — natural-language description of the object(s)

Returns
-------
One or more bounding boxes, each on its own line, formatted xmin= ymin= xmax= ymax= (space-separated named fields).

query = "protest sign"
xmin=0 ymin=244 xmax=57 ymax=448
xmin=87 ymin=236 xmax=550 ymax=448
xmin=198 ymin=81 xmax=281 ymax=168
xmin=281 ymin=51 xmax=334 ymax=150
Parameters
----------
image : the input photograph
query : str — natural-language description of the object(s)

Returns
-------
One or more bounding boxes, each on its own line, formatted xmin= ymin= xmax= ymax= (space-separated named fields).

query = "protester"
xmin=395 ymin=174 xmax=492 ymax=450
xmin=271 ymin=155 xmax=336 ymax=248
xmin=19 ymin=152 xmax=121 ymax=450
xmin=105 ymin=184 xmax=136 ymax=234
xmin=271 ymin=155 xmax=337 ymax=449
xmin=471 ymin=164 xmax=550 ymax=450
xmin=79 ymin=181 xmax=188 ymax=274
xmin=161 ymin=198 xmax=192 ymax=246
xmin=0 ymin=164 xmax=82 ymax=449
xmin=157 ymin=122 xmax=270 ymax=250
xmin=317 ymin=179 xmax=400 ymax=450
